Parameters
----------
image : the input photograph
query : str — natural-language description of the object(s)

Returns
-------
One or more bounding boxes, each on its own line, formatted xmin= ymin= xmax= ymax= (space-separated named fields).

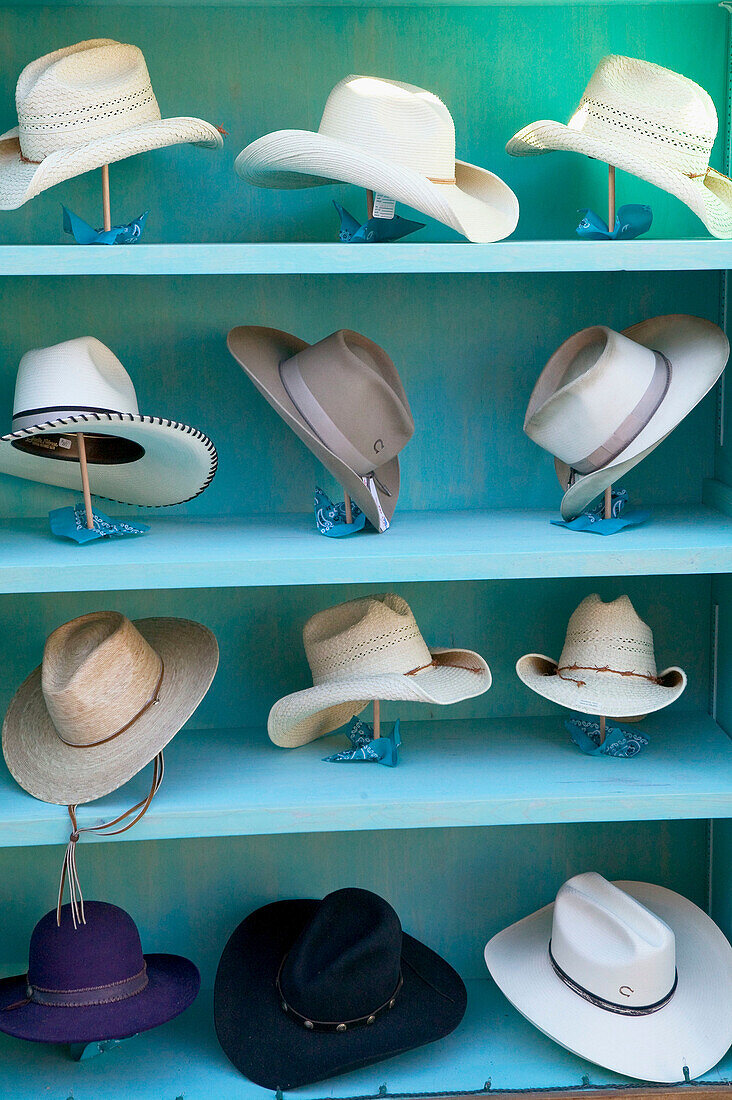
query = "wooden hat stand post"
xmin=598 ymin=165 xmax=616 ymax=745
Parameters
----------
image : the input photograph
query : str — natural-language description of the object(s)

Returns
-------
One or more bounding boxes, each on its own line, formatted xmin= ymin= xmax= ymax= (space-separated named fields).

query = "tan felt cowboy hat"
xmin=506 ymin=55 xmax=732 ymax=239
xmin=236 ymin=76 xmax=519 ymax=243
xmin=516 ymin=594 xmax=686 ymax=719
xmin=269 ymin=593 xmax=491 ymax=747
xmin=524 ymin=315 xmax=729 ymax=521
xmin=2 ymin=610 xmax=219 ymax=805
xmin=0 ymin=39 xmax=222 ymax=209
xmin=227 ymin=327 xmax=413 ymax=532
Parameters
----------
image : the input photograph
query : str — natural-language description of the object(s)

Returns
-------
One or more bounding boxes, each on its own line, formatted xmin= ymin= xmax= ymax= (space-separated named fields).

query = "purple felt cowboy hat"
xmin=0 ymin=901 xmax=199 ymax=1043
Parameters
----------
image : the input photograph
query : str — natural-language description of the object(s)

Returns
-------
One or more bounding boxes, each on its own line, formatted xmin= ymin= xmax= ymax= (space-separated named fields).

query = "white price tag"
xmin=372 ymin=193 xmax=396 ymax=220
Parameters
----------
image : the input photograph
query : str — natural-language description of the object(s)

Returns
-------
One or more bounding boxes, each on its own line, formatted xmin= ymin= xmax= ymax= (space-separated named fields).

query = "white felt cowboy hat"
xmin=268 ymin=593 xmax=491 ymax=747
xmin=0 ymin=39 xmax=222 ymax=209
xmin=227 ymin=326 xmax=413 ymax=532
xmin=516 ymin=594 xmax=686 ymax=718
xmin=236 ymin=76 xmax=519 ymax=244
xmin=484 ymin=872 xmax=732 ymax=1082
xmin=0 ymin=336 xmax=217 ymax=506
xmin=506 ymin=55 xmax=732 ymax=239
xmin=524 ymin=314 xmax=728 ymax=521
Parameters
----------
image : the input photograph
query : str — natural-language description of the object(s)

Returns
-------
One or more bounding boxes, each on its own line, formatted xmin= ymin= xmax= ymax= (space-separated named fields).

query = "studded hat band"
xmin=549 ymin=941 xmax=677 ymax=1016
xmin=276 ymin=957 xmax=403 ymax=1032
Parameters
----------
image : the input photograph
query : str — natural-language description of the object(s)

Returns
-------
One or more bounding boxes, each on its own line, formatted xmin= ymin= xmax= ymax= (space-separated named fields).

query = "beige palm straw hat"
xmin=269 ymin=593 xmax=492 ymax=748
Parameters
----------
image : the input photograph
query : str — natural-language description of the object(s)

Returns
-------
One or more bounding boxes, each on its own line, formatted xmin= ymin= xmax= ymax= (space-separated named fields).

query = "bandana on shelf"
xmin=566 ymin=716 xmax=650 ymax=758
xmin=314 ymin=487 xmax=366 ymax=537
xmin=62 ymin=206 xmax=148 ymax=245
xmin=576 ymin=204 xmax=652 ymax=241
xmin=334 ymin=201 xmax=424 ymax=243
xmin=50 ymin=503 xmax=150 ymax=544
xmin=323 ymin=716 xmax=401 ymax=766
xmin=551 ymin=487 xmax=649 ymax=535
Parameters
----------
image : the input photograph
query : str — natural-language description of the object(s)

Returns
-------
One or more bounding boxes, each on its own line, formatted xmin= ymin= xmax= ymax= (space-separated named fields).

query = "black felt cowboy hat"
xmin=214 ymin=887 xmax=467 ymax=1089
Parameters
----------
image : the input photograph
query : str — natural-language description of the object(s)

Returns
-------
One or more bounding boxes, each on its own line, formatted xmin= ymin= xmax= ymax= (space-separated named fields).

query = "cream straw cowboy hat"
xmin=269 ymin=593 xmax=491 ymax=747
xmin=506 ymin=55 xmax=732 ymax=239
xmin=524 ymin=315 xmax=728 ymax=521
xmin=0 ymin=336 xmax=217 ymax=506
xmin=516 ymin=594 xmax=686 ymax=718
xmin=485 ymin=873 xmax=732 ymax=1083
xmin=0 ymin=39 xmax=222 ymax=209
xmin=236 ymin=76 xmax=519 ymax=243
xmin=227 ymin=326 xmax=413 ymax=532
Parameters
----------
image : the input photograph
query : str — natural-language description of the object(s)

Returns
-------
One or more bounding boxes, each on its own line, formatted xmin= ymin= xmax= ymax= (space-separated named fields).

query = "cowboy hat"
xmin=0 ymin=337 xmax=217 ymax=507
xmin=2 ymin=610 xmax=219 ymax=805
xmin=0 ymin=39 xmax=222 ymax=209
xmin=214 ymin=887 xmax=466 ymax=1089
xmin=0 ymin=901 xmax=199 ymax=1042
xmin=506 ymin=55 xmax=732 ymax=239
xmin=227 ymin=326 xmax=413 ymax=532
xmin=484 ymin=872 xmax=732 ymax=1082
xmin=236 ymin=75 xmax=519 ymax=243
xmin=524 ymin=315 xmax=728 ymax=521
xmin=268 ymin=593 xmax=491 ymax=747
xmin=516 ymin=594 xmax=686 ymax=718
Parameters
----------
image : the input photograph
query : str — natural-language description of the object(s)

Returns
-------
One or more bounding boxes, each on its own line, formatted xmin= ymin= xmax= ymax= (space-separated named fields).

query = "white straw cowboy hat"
xmin=0 ymin=39 xmax=222 ymax=209
xmin=506 ymin=55 xmax=732 ymax=239
xmin=2 ymin=610 xmax=219 ymax=805
xmin=228 ymin=327 xmax=413 ymax=532
xmin=516 ymin=594 xmax=686 ymax=718
xmin=236 ymin=76 xmax=519 ymax=243
xmin=485 ymin=872 xmax=732 ymax=1082
xmin=269 ymin=593 xmax=491 ymax=747
xmin=524 ymin=315 xmax=728 ymax=521
xmin=0 ymin=336 xmax=217 ymax=506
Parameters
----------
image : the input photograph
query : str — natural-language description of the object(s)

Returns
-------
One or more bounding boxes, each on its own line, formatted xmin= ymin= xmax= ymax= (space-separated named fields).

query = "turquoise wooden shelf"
xmin=2 ymin=239 xmax=732 ymax=276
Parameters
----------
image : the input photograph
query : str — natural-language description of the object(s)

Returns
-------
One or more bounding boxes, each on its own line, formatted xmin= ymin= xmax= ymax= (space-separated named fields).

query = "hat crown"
xmin=569 ymin=55 xmax=717 ymax=174
xmin=280 ymin=888 xmax=402 ymax=1020
xmin=558 ymin=594 xmax=658 ymax=679
xmin=304 ymin=593 xmax=432 ymax=685
xmin=41 ymin=611 xmax=163 ymax=747
xmin=28 ymin=902 xmax=145 ymax=991
xmin=318 ymin=76 xmax=456 ymax=181
xmin=552 ymin=873 xmax=676 ymax=1008
xmin=16 ymin=40 xmax=161 ymax=161
xmin=13 ymin=337 xmax=139 ymax=430
xmin=279 ymin=330 xmax=414 ymax=475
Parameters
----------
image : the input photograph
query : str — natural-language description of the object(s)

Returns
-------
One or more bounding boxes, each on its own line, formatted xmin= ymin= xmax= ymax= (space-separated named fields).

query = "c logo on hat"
xmin=619 ymin=986 xmax=634 ymax=997
xmin=374 ymin=439 xmax=384 ymax=453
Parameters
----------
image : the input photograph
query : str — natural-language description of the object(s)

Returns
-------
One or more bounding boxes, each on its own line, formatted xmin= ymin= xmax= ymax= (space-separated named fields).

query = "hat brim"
xmin=515 ymin=652 xmax=686 ymax=717
xmin=550 ymin=314 xmax=729 ymax=520
xmin=0 ymin=118 xmax=222 ymax=209
xmin=0 ymin=953 xmax=199 ymax=1043
xmin=268 ymin=647 xmax=492 ymax=747
xmin=0 ymin=413 xmax=217 ymax=507
xmin=235 ymin=130 xmax=519 ymax=243
xmin=214 ymin=898 xmax=466 ymax=1090
xmin=227 ymin=325 xmax=401 ymax=532
xmin=484 ymin=880 xmax=732 ymax=1082
xmin=2 ymin=617 xmax=219 ymax=804
xmin=505 ymin=121 xmax=732 ymax=239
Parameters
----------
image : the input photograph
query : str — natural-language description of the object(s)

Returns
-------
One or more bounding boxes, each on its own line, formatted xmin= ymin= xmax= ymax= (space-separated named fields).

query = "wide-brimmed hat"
xmin=0 ymin=337 xmax=217 ymax=506
xmin=0 ymin=39 xmax=222 ymax=209
xmin=2 ymin=610 xmax=219 ymax=805
xmin=227 ymin=326 xmax=413 ymax=532
xmin=214 ymin=887 xmax=466 ymax=1089
xmin=269 ymin=593 xmax=491 ymax=747
xmin=484 ymin=872 xmax=732 ymax=1082
xmin=516 ymin=594 xmax=686 ymax=718
xmin=0 ymin=901 xmax=199 ymax=1043
xmin=506 ymin=55 xmax=732 ymax=239
xmin=236 ymin=76 xmax=519 ymax=243
xmin=524 ymin=315 xmax=728 ymax=521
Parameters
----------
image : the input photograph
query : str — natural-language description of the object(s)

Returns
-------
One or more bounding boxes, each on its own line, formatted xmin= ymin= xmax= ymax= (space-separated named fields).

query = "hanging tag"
xmin=69 ymin=1035 xmax=138 ymax=1061
xmin=362 ymin=475 xmax=390 ymax=532
xmin=50 ymin=503 xmax=150 ymax=544
xmin=372 ymin=194 xmax=396 ymax=220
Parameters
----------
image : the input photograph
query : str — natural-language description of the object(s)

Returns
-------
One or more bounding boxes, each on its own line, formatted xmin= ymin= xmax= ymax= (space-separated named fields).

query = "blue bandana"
xmin=576 ymin=204 xmax=652 ymax=241
xmin=552 ymin=487 xmax=649 ymax=535
xmin=334 ymin=201 xmax=424 ymax=243
xmin=566 ymin=716 xmax=650 ymax=758
xmin=50 ymin=503 xmax=150 ymax=544
xmin=314 ymin=487 xmax=366 ymax=537
xmin=323 ymin=717 xmax=401 ymax=766
xmin=62 ymin=206 xmax=148 ymax=245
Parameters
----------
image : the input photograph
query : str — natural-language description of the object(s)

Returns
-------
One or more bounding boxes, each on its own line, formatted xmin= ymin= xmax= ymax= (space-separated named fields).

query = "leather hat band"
xmin=276 ymin=955 xmax=403 ymax=1032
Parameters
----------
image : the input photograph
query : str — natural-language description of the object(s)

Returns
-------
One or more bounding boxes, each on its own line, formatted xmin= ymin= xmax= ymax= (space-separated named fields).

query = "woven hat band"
xmin=27 ymin=963 xmax=148 ymax=1007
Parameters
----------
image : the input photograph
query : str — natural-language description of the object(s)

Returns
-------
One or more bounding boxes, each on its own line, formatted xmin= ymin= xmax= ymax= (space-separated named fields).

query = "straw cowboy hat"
xmin=227 ymin=327 xmax=413 ymax=532
xmin=0 ymin=901 xmax=200 ymax=1043
xmin=269 ymin=593 xmax=491 ymax=747
xmin=215 ymin=887 xmax=467 ymax=1090
xmin=516 ymin=594 xmax=686 ymax=718
xmin=0 ymin=39 xmax=222 ymax=209
xmin=0 ymin=336 xmax=218 ymax=506
xmin=506 ymin=55 xmax=732 ymax=239
xmin=524 ymin=315 xmax=728 ymax=521
xmin=484 ymin=872 xmax=732 ymax=1082
xmin=236 ymin=76 xmax=519 ymax=243
xmin=2 ymin=610 xmax=219 ymax=805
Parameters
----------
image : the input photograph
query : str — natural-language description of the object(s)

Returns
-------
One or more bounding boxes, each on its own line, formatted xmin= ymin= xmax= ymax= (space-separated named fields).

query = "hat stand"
xmin=373 ymin=698 xmax=380 ymax=739
xmin=344 ymin=491 xmax=353 ymax=524
xmin=603 ymin=164 xmax=615 ymax=528
xmin=76 ymin=433 xmax=95 ymax=530
xmin=366 ymin=189 xmax=374 ymax=219
xmin=101 ymin=164 xmax=112 ymax=232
